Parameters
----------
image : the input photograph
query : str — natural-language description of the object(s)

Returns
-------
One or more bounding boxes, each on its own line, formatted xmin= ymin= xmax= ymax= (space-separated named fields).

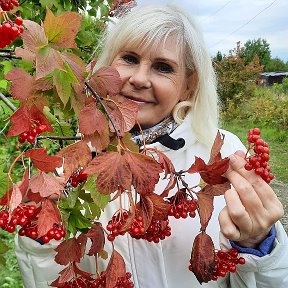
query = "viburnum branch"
xmin=136 ymin=118 xmax=146 ymax=148
xmin=0 ymin=92 xmax=17 ymax=111
xmin=0 ymin=50 xmax=20 ymax=59
xmin=37 ymin=135 xmax=82 ymax=141
xmin=84 ymin=80 xmax=121 ymax=137
xmin=7 ymin=152 xmax=25 ymax=185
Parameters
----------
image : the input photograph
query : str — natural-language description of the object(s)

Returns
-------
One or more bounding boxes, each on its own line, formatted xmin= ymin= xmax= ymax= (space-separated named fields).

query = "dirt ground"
xmin=271 ymin=180 xmax=288 ymax=232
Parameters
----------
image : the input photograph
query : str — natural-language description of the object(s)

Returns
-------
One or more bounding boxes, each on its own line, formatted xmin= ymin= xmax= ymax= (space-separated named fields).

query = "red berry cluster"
xmin=0 ymin=204 xmax=36 ymax=233
xmin=168 ymin=198 xmax=198 ymax=219
xmin=210 ymin=248 xmax=245 ymax=281
xmin=67 ymin=168 xmax=88 ymax=188
xmin=132 ymin=218 xmax=171 ymax=243
xmin=244 ymin=128 xmax=274 ymax=183
xmin=0 ymin=17 xmax=24 ymax=48
xmin=106 ymin=211 xmax=145 ymax=241
xmin=92 ymin=272 xmax=134 ymax=288
xmin=19 ymin=223 xmax=66 ymax=243
xmin=18 ymin=124 xmax=48 ymax=144
xmin=0 ymin=0 xmax=19 ymax=11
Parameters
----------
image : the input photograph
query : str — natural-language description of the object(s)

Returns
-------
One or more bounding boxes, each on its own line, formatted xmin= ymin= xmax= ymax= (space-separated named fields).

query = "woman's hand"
xmin=218 ymin=150 xmax=284 ymax=248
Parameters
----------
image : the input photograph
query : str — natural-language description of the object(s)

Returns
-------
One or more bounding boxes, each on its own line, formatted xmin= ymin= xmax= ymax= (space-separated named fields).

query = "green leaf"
xmin=82 ymin=202 xmax=101 ymax=220
xmin=0 ymin=241 xmax=9 ymax=254
xmin=2 ymin=60 xmax=14 ymax=74
xmin=0 ymin=164 xmax=8 ymax=194
xmin=0 ymin=255 xmax=6 ymax=267
xmin=68 ymin=209 xmax=92 ymax=232
xmin=66 ymin=189 xmax=80 ymax=208
xmin=0 ymin=80 xmax=8 ymax=89
xmin=83 ymin=175 xmax=110 ymax=209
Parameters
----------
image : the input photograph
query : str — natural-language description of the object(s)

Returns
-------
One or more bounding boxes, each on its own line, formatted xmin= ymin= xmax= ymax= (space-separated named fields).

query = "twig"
xmin=0 ymin=50 xmax=20 ymax=59
xmin=0 ymin=92 xmax=17 ymax=111
xmin=84 ymin=80 xmax=121 ymax=137
xmin=37 ymin=135 xmax=82 ymax=141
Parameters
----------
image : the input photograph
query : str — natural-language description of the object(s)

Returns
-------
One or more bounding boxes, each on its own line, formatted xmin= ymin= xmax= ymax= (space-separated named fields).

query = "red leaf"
xmin=201 ymin=182 xmax=231 ymax=196
xmin=79 ymin=102 xmax=108 ymax=135
xmin=84 ymin=127 xmax=110 ymax=152
xmin=89 ymin=66 xmax=122 ymax=97
xmin=86 ymin=223 xmax=105 ymax=256
xmin=57 ymin=264 xmax=75 ymax=284
xmin=190 ymin=232 xmax=215 ymax=284
xmin=25 ymin=148 xmax=63 ymax=172
xmin=0 ymin=169 xmax=29 ymax=205
xmin=146 ymin=148 xmax=176 ymax=197
xmin=29 ymin=171 xmax=64 ymax=198
xmin=54 ymin=237 xmax=82 ymax=265
xmin=43 ymin=9 xmax=82 ymax=49
xmin=26 ymin=189 xmax=43 ymax=203
xmin=187 ymin=156 xmax=230 ymax=185
xmin=137 ymin=196 xmax=153 ymax=230
xmin=5 ymin=68 xmax=35 ymax=102
xmin=145 ymin=193 xmax=170 ymax=220
xmin=29 ymin=105 xmax=53 ymax=132
xmin=208 ymin=131 xmax=225 ymax=164
xmin=37 ymin=199 xmax=61 ymax=237
xmin=8 ymin=184 xmax=23 ymax=215
xmin=76 ymin=234 xmax=88 ymax=259
xmin=57 ymin=141 xmax=92 ymax=180
xmin=84 ymin=152 xmax=132 ymax=195
xmin=7 ymin=104 xmax=30 ymax=137
xmin=124 ymin=151 xmax=162 ymax=195
xmin=105 ymin=250 xmax=126 ymax=288
xmin=196 ymin=192 xmax=214 ymax=231
xmin=107 ymin=95 xmax=138 ymax=136
xmin=21 ymin=20 xmax=48 ymax=53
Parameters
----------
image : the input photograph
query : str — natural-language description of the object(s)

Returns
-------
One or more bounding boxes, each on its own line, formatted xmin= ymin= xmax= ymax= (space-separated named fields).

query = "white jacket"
xmin=15 ymin=118 xmax=288 ymax=288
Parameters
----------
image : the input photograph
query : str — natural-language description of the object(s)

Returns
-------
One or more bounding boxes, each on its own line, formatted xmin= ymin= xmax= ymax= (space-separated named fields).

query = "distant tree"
xmin=213 ymin=42 xmax=263 ymax=107
xmin=242 ymin=38 xmax=271 ymax=68
xmin=214 ymin=51 xmax=223 ymax=62
xmin=265 ymin=57 xmax=288 ymax=72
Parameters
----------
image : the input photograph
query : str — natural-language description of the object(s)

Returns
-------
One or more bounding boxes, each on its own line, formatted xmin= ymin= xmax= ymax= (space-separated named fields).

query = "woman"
xmin=15 ymin=4 xmax=288 ymax=288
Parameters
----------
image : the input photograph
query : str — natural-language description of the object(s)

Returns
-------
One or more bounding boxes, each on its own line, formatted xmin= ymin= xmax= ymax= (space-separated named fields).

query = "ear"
xmin=180 ymin=72 xmax=198 ymax=101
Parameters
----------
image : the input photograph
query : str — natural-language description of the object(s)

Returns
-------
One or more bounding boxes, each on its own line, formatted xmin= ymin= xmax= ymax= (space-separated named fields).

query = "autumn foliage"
xmin=0 ymin=3 xmax=246 ymax=287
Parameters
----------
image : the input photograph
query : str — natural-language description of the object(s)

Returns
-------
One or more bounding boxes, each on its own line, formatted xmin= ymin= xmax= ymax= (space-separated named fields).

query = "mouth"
xmin=121 ymin=94 xmax=153 ymax=105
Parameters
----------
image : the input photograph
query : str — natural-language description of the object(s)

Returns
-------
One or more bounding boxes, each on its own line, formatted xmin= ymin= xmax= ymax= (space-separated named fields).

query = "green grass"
xmin=221 ymin=119 xmax=288 ymax=183
xmin=0 ymin=231 xmax=22 ymax=288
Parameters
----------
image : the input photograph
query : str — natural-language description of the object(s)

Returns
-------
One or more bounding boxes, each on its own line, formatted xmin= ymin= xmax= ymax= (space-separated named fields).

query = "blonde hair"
xmin=95 ymin=5 xmax=219 ymax=147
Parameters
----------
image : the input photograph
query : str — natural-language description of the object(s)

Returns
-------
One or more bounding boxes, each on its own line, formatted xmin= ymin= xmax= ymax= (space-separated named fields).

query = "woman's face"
xmin=111 ymin=36 xmax=191 ymax=129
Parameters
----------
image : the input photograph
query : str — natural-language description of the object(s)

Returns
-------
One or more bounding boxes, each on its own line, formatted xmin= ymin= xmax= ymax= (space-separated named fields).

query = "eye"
xmin=121 ymin=54 xmax=138 ymax=64
xmin=153 ymin=62 xmax=174 ymax=73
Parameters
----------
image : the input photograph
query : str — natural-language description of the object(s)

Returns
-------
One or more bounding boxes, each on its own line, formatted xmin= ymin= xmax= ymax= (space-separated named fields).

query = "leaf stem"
xmin=84 ymin=81 xmax=121 ymax=137
xmin=0 ymin=92 xmax=17 ymax=111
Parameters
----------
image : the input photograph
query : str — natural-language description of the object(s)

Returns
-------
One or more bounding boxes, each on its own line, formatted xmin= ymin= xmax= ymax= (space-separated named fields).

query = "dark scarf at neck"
xmin=131 ymin=116 xmax=185 ymax=150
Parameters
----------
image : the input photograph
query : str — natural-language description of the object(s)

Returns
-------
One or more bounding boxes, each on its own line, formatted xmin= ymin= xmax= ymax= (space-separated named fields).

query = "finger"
xmin=218 ymin=206 xmax=241 ymax=242
xmin=226 ymin=153 xmax=278 ymax=209
xmin=224 ymin=188 xmax=254 ymax=233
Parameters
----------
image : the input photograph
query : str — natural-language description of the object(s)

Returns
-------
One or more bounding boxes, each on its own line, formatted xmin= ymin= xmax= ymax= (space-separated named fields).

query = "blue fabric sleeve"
xmin=229 ymin=225 xmax=276 ymax=257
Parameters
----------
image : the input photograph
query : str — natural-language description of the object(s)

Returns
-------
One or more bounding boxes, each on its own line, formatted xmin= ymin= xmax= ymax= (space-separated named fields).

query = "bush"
xmin=221 ymin=86 xmax=288 ymax=131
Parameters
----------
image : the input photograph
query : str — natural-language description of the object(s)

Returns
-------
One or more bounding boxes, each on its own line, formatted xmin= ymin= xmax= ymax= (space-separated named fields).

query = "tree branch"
xmin=85 ymin=80 xmax=121 ymax=137
xmin=0 ymin=92 xmax=17 ymax=111
xmin=0 ymin=50 xmax=20 ymax=59
xmin=37 ymin=136 xmax=82 ymax=141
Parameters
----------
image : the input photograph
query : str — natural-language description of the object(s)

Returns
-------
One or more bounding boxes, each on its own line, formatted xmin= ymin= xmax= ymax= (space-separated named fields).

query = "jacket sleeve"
xmin=219 ymin=221 xmax=288 ymax=288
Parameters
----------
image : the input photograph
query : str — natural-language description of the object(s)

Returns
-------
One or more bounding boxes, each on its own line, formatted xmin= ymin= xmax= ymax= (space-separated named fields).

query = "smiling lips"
xmin=121 ymin=94 xmax=153 ymax=105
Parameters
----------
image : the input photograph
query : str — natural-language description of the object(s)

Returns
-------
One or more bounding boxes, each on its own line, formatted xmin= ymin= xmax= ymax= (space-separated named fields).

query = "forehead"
xmin=120 ymin=35 xmax=183 ymax=62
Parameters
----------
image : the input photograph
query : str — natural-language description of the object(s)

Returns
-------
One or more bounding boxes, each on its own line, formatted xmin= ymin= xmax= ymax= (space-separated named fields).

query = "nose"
xmin=128 ymin=63 xmax=151 ymax=89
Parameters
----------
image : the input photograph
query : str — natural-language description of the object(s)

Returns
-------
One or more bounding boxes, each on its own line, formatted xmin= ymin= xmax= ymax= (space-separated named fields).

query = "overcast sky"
xmin=136 ymin=0 xmax=288 ymax=61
